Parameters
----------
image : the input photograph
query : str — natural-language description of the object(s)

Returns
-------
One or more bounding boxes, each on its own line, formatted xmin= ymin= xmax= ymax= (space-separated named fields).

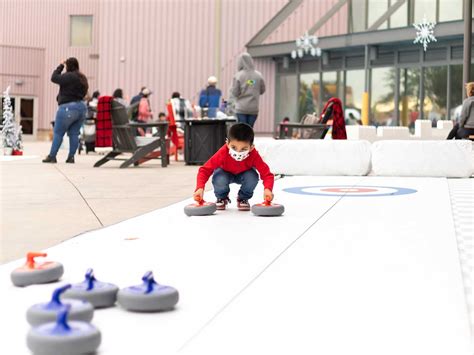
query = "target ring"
xmin=283 ymin=185 xmax=417 ymax=197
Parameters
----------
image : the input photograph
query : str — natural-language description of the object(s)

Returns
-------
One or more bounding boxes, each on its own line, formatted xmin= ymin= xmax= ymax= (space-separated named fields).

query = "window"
xmin=400 ymin=68 xmax=421 ymax=129
xmin=299 ymin=73 xmax=321 ymax=117
xmin=70 ymin=15 xmax=93 ymax=46
xmin=277 ymin=75 xmax=298 ymax=124
xmin=424 ymin=66 xmax=448 ymax=123
xmin=371 ymin=67 xmax=396 ymax=125
xmin=368 ymin=0 xmax=388 ymax=29
xmin=389 ymin=1 xmax=408 ymax=28
xmin=345 ymin=70 xmax=365 ymax=124
xmin=322 ymin=71 xmax=343 ymax=108
xmin=350 ymin=0 xmax=367 ymax=32
xmin=438 ymin=0 xmax=462 ymax=22
xmin=414 ymin=0 xmax=436 ymax=24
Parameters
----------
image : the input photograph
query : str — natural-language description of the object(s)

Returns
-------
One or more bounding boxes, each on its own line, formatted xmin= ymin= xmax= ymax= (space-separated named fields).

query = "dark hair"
xmin=171 ymin=92 xmax=180 ymax=99
xmin=158 ymin=112 xmax=166 ymax=117
xmin=113 ymin=88 xmax=123 ymax=98
xmin=282 ymin=117 xmax=290 ymax=122
xmin=228 ymin=123 xmax=254 ymax=144
xmin=65 ymin=57 xmax=89 ymax=94
xmin=92 ymin=90 xmax=100 ymax=99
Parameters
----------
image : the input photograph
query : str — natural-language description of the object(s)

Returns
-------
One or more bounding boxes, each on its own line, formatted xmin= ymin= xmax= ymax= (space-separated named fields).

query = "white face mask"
xmin=229 ymin=147 xmax=250 ymax=161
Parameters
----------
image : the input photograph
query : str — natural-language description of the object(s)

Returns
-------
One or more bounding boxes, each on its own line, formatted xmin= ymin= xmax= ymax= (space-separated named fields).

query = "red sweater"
xmin=196 ymin=145 xmax=274 ymax=191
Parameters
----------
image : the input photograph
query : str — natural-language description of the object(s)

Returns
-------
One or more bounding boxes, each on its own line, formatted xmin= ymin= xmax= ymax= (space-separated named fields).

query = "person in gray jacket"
xmin=447 ymin=82 xmax=474 ymax=139
xmin=230 ymin=53 xmax=265 ymax=128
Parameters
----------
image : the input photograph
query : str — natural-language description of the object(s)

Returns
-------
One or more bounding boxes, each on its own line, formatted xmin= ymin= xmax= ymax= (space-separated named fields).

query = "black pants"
xmin=446 ymin=123 xmax=474 ymax=140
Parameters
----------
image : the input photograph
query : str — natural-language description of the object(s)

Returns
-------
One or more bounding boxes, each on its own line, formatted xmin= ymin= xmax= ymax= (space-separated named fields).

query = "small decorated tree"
xmin=13 ymin=124 xmax=23 ymax=154
xmin=2 ymin=86 xmax=16 ymax=154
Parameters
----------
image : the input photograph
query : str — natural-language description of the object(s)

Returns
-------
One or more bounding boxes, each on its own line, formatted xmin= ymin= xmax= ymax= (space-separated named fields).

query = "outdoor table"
xmin=177 ymin=118 xmax=236 ymax=165
xmin=128 ymin=121 xmax=169 ymax=167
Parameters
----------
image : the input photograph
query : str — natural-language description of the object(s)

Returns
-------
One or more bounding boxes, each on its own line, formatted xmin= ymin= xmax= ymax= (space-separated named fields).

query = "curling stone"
xmin=11 ymin=252 xmax=64 ymax=287
xmin=251 ymin=198 xmax=285 ymax=217
xmin=184 ymin=197 xmax=217 ymax=216
xmin=27 ymin=284 xmax=94 ymax=326
xmin=63 ymin=269 xmax=118 ymax=308
xmin=117 ymin=271 xmax=179 ymax=312
xmin=27 ymin=305 xmax=101 ymax=355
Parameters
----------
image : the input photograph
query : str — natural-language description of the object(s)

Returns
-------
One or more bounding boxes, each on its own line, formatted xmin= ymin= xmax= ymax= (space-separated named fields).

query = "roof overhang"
xmin=247 ymin=20 xmax=471 ymax=58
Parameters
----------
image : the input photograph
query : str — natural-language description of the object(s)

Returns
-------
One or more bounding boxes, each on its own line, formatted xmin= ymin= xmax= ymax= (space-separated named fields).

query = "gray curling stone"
xmin=62 ymin=268 xmax=118 ymax=308
xmin=117 ymin=271 xmax=179 ymax=312
xmin=251 ymin=200 xmax=285 ymax=217
xmin=184 ymin=199 xmax=217 ymax=216
xmin=27 ymin=284 xmax=94 ymax=326
xmin=11 ymin=252 xmax=64 ymax=287
xmin=27 ymin=305 xmax=101 ymax=355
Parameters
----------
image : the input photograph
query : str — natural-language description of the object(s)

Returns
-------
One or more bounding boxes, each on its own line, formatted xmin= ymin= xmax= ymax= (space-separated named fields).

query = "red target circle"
xmin=321 ymin=187 xmax=378 ymax=193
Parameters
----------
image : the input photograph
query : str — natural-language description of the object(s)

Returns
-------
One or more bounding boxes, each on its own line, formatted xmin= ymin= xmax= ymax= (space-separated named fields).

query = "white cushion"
xmin=255 ymin=140 xmax=372 ymax=176
xmin=371 ymin=140 xmax=473 ymax=177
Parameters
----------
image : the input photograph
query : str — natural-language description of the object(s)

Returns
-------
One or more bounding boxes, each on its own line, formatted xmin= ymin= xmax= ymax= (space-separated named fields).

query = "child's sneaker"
xmin=237 ymin=199 xmax=250 ymax=211
xmin=216 ymin=197 xmax=230 ymax=210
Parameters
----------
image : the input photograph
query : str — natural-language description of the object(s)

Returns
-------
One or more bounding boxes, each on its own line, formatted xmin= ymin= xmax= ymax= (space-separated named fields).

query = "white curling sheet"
xmin=0 ymin=176 xmax=471 ymax=354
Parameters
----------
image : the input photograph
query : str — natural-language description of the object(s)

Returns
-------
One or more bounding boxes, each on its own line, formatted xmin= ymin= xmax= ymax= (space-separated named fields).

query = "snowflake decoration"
xmin=413 ymin=16 xmax=437 ymax=51
xmin=291 ymin=31 xmax=321 ymax=59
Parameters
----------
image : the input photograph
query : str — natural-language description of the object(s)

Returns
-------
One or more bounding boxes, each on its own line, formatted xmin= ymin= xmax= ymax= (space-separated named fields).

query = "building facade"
xmin=1 ymin=0 xmax=473 ymax=138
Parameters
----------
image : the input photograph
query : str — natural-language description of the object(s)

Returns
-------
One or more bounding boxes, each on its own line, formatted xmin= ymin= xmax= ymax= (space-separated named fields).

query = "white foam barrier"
xmin=377 ymin=126 xmax=410 ymax=140
xmin=371 ymin=140 xmax=474 ymax=177
xmin=256 ymin=139 xmax=372 ymax=176
xmin=413 ymin=120 xmax=433 ymax=139
xmin=346 ymin=125 xmax=377 ymax=142
xmin=432 ymin=120 xmax=453 ymax=139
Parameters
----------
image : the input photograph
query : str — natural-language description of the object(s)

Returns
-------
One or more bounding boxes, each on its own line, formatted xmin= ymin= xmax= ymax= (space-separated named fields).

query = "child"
xmin=193 ymin=123 xmax=274 ymax=211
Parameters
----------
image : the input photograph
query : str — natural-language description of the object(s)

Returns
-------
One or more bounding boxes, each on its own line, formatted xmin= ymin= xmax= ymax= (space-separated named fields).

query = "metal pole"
xmin=462 ymin=0 xmax=472 ymax=98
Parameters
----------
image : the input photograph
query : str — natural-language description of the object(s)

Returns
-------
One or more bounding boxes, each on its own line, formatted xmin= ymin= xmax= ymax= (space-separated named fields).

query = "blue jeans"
xmin=212 ymin=168 xmax=259 ymax=200
xmin=236 ymin=113 xmax=258 ymax=128
xmin=49 ymin=101 xmax=87 ymax=158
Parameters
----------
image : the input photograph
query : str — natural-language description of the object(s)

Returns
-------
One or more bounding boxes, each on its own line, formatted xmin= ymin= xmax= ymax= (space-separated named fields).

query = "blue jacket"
xmin=199 ymin=85 xmax=222 ymax=108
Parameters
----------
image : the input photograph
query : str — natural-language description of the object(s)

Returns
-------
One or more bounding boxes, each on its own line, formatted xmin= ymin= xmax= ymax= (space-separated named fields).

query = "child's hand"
xmin=264 ymin=188 xmax=273 ymax=202
xmin=193 ymin=188 xmax=204 ymax=202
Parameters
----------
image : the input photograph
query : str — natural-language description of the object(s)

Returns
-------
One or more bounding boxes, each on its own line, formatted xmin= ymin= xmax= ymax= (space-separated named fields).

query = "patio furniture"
xmin=93 ymin=101 xmax=169 ymax=168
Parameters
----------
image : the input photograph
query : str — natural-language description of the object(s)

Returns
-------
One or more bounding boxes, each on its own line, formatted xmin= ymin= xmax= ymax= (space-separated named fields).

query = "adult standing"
xmin=199 ymin=76 xmax=222 ymax=118
xmin=43 ymin=57 xmax=88 ymax=163
xmin=137 ymin=88 xmax=153 ymax=136
xmin=230 ymin=52 xmax=265 ymax=128
xmin=447 ymin=82 xmax=474 ymax=139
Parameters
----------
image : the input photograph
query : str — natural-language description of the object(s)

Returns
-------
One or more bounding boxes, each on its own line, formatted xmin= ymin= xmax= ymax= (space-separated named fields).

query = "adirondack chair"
xmin=93 ymin=100 xmax=169 ymax=168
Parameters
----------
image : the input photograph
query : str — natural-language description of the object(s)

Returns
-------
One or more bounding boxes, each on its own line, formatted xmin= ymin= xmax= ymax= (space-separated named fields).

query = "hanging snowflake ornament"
xmin=291 ymin=31 xmax=321 ymax=59
xmin=413 ymin=16 xmax=437 ymax=51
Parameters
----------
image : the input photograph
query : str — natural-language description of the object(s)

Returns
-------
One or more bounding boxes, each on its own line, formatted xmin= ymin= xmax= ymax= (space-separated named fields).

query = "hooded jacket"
xmin=460 ymin=96 xmax=474 ymax=129
xmin=230 ymin=53 xmax=265 ymax=115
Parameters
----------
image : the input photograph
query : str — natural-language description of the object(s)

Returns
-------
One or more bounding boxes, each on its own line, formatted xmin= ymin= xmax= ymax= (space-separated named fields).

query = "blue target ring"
xmin=283 ymin=185 xmax=417 ymax=197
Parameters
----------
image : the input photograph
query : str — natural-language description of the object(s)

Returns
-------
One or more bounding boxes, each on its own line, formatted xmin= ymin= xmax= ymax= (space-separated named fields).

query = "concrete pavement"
xmin=0 ymin=141 xmax=201 ymax=263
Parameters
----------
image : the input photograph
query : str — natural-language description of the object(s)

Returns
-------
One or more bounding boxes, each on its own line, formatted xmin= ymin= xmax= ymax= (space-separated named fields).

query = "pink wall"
xmin=2 ymin=0 xmax=332 ymax=133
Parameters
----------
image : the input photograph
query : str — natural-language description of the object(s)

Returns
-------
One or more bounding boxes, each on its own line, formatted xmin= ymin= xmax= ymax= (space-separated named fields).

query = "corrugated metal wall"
xmin=1 ymin=0 xmax=293 ymax=133
xmin=263 ymin=0 xmax=348 ymax=44
xmin=1 ymin=0 xmax=100 ymax=130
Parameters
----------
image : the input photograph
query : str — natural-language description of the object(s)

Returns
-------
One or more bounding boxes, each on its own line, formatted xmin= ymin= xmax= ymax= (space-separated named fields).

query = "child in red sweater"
xmin=193 ymin=123 xmax=274 ymax=211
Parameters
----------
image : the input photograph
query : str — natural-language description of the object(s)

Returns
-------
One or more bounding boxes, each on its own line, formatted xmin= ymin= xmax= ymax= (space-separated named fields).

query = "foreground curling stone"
xmin=27 ymin=305 xmax=101 ymax=355
xmin=117 ymin=271 xmax=179 ymax=312
xmin=251 ymin=198 xmax=285 ymax=217
xmin=11 ymin=252 xmax=64 ymax=287
xmin=184 ymin=197 xmax=217 ymax=216
xmin=27 ymin=284 xmax=94 ymax=326
xmin=63 ymin=269 xmax=118 ymax=308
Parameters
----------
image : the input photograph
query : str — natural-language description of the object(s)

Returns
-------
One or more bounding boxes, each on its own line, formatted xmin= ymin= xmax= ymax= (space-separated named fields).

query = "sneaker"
xmin=237 ymin=199 xmax=250 ymax=211
xmin=216 ymin=197 xmax=230 ymax=210
xmin=66 ymin=156 xmax=75 ymax=164
xmin=42 ymin=155 xmax=57 ymax=163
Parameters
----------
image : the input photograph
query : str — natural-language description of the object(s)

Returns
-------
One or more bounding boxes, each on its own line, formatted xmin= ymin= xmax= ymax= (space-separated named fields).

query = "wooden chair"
xmin=94 ymin=100 xmax=169 ymax=168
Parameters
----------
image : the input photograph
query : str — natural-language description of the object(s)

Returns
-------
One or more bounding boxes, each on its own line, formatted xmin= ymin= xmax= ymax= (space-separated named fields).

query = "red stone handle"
xmin=26 ymin=252 xmax=47 ymax=269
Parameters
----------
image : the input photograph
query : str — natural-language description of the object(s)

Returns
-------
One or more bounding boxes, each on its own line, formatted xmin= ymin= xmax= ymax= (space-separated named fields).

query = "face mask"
xmin=229 ymin=147 xmax=250 ymax=161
